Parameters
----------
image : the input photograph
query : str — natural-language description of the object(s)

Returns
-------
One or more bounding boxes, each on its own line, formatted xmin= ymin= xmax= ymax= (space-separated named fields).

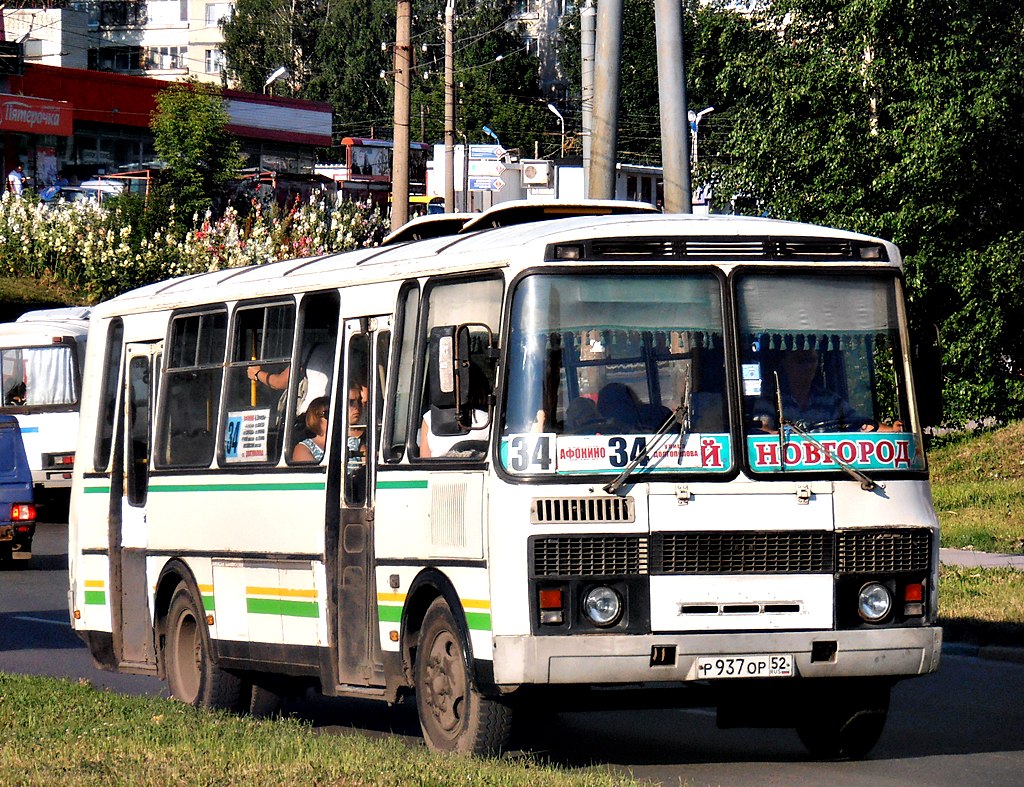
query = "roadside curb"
xmin=942 ymin=641 xmax=1024 ymax=664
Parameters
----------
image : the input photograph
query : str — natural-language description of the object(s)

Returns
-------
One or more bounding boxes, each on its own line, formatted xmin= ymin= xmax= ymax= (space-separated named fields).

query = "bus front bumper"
xmin=492 ymin=626 xmax=942 ymax=685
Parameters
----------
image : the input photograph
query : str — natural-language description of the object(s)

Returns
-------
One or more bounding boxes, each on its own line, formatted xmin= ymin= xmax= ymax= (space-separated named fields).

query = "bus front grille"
xmin=651 ymin=531 xmax=833 ymax=574
xmin=531 ymin=496 xmax=635 ymax=525
xmin=836 ymin=528 xmax=931 ymax=573
xmin=531 ymin=535 xmax=649 ymax=577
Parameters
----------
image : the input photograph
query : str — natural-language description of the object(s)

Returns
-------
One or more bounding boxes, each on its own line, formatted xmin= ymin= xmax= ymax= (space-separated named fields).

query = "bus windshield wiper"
xmin=604 ymin=405 xmax=687 ymax=495
xmin=773 ymin=371 xmax=882 ymax=492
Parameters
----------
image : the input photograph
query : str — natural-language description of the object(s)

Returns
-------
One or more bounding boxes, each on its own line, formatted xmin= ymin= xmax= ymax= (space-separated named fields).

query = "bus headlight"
xmin=857 ymin=582 xmax=892 ymax=622
xmin=582 ymin=586 xmax=622 ymax=627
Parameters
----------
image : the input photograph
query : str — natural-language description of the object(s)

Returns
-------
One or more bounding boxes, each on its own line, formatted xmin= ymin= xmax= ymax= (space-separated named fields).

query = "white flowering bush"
xmin=0 ymin=191 xmax=387 ymax=302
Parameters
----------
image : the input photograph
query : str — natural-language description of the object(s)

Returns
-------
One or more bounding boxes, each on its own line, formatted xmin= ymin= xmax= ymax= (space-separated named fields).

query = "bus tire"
xmin=164 ymin=582 xmax=244 ymax=711
xmin=795 ymin=680 xmax=890 ymax=760
xmin=415 ymin=597 xmax=512 ymax=755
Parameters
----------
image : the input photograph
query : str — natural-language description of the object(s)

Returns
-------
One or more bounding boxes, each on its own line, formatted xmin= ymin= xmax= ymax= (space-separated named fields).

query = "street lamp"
xmin=482 ymin=125 xmax=501 ymax=147
xmin=263 ymin=66 xmax=288 ymax=95
xmin=687 ymin=105 xmax=714 ymax=163
xmin=546 ymin=102 xmax=565 ymax=157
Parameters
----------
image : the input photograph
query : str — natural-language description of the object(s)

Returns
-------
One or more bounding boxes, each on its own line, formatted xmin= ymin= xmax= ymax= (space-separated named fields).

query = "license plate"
xmin=0 ymin=524 xmax=12 ymax=542
xmin=695 ymin=654 xmax=793 ymax=679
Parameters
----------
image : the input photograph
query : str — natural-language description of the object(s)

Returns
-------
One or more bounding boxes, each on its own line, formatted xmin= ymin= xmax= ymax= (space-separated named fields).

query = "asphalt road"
xmin=3 ymin=522 xmax=1024 ymax=786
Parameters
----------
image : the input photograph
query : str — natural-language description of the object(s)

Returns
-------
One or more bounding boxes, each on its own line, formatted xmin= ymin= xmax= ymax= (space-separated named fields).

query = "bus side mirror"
xmin=911 ymin=323 xmax=943 ymax=428
xmin=428 ymin=326 xmax=471 ymax=436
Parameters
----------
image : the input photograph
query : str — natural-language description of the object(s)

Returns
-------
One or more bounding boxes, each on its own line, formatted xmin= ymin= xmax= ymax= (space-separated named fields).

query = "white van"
xmin=0 ymin=307 xmax=91 ymax=495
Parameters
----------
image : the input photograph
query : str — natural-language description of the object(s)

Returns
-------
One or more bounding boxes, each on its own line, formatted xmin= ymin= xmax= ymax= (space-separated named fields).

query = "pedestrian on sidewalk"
xmin=7 ymin=164 xmax=29 ymax=196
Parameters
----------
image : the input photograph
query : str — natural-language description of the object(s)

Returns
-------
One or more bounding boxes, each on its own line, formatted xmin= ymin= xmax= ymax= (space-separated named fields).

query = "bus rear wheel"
xmin=415 ymin=598 xmax=513 ymax=755
xmin=795 ymin=680 xmax=891 ymax=760
xmin=164 ymin=582 xmax=244 ymax=710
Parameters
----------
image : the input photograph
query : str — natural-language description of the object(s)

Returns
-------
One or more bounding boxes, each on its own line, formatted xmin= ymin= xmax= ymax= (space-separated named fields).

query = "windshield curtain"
xmin=1 ymin=346 xmax=78 ymax=408
xmin=500 ymin=272 xmax=731 ymax=477
xmin=736 ymin=272 xmax=922 ymax=474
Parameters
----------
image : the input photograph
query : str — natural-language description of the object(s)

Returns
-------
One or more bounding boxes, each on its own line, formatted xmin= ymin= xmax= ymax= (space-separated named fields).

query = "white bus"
xmin=1 ymin=307 xmax=91 ymax=499
xmin=69 ymin=203 xmax=941 ymax=759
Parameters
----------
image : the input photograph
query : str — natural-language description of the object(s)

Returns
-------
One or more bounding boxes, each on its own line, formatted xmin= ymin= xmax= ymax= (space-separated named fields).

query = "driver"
xmin=752 ymin=349 xmax=870 ymax=432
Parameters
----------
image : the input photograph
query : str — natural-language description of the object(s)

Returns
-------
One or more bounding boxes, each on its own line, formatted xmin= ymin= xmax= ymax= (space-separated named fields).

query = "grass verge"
xmin=0 ymin=673 xmax=633 ymax=787
xmin=938 ymin=564 xmax=1024 ymax=646
xmin=928 ymin=421 xmax=1024 ymax=553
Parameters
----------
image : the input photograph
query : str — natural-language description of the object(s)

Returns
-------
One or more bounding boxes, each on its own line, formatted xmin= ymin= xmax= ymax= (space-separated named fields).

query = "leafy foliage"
xmin=150 ymin=80 xmax=244 ymax=220
xmin=222 ymin=0 xmax=548 ymax=150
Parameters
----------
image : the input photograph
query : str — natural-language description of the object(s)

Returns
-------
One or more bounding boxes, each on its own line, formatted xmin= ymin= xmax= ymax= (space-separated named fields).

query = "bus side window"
xmin=416 ymin=276 xmax=502 ymax=460
xmin=156 ymin=310 xmax=227 ymax=468
xmin=286 ymin=292 xmax=340 ymax=463
xmin=94 ymin=318 xmax=123 ymax=471
xmin=383 ymin=283 xmax=419 ymax=462
xmin=222 ymin=301 xmax=295 ymax=465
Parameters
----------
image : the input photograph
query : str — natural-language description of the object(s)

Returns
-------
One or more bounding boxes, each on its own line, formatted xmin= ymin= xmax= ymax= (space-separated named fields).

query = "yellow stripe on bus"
xmin=246 ymin=586 xmax=318 ymax=599
xmin=84 ymin=579 xmax=105 ymax=588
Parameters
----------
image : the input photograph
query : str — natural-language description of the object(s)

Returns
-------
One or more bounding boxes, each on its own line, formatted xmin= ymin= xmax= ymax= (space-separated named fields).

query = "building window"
xmin=180 ymin=0 xmax=188 ymax=21
xmin=88 ymin=45 xmax=143 ymax=73
xmin=205 ymin=49 xmax=224 ymax=74
xmin=205 ymin=2 xmax=231 ymax=25
xmin=98 ymin=1 xmax=147 ymax=27
xmin=146 ymin=46 xmax=188 ymax=70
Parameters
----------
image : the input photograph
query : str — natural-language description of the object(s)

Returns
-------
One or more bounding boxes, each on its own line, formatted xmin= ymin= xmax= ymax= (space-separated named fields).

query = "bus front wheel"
xmin=795 ymin=680 xmax=891 ymax=760
xmin=415 ymin=598 xmax=513 ymax=755
xmin=164 ymin=582 xmax=244 ymax=711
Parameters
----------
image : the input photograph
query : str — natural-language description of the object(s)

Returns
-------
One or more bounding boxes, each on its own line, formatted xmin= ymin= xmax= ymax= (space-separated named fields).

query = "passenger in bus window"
xmin=345 ymin=383 xmax=367 ymax=460
xmin=292 ymin=397 xmax=329 ymax=463
xmin=248 ymin=341 xmax=334 ymax=416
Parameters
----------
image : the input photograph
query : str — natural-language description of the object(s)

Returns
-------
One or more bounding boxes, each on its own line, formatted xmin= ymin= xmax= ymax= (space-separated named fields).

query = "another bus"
xmin=69 ymin=204 xmax=941 ymax=759
xmin=1 ymin=307 xmax=90 ymax=500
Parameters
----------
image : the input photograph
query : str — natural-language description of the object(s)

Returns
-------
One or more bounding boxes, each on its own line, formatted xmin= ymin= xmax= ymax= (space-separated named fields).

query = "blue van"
xmin=0 ymin=414 xmax=36 ymax=563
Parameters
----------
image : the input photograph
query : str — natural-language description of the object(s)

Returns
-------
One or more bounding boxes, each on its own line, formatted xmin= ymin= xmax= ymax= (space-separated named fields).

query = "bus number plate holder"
xmin=695 ymin=654 xmax=793 ymax=679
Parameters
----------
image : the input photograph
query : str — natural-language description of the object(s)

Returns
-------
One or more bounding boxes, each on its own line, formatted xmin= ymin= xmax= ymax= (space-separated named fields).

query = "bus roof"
xmin=91 ymin=206 xmax=901 ymax=318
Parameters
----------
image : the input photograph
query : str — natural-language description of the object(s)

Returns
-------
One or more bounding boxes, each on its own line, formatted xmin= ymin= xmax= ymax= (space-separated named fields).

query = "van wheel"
xmin=795 ymin=680 xmax=890 ymax=760
xmin=164 ymin=582 xmax=244 ymax=710
xmin=415 ymin=598 xmax=513 ymax=755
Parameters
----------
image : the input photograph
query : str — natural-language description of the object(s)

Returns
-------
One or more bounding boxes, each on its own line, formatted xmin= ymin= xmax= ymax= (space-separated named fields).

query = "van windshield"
xmin=499 ymin=272 xmax=731 ymax=477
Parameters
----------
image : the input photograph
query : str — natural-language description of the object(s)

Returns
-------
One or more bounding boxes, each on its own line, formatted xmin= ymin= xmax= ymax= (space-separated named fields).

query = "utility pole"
xmin=580 ymin=0 xmax=595 ymax=196
xmin=391 ymin=0 xmax=411 ymax=230
xmin=444 ymin=0 xmax=455 ymax=213
xmin=655 ymin=0 xmax=691 ymax=212
xmin=590 ymin=0 xmax=622 ymax=200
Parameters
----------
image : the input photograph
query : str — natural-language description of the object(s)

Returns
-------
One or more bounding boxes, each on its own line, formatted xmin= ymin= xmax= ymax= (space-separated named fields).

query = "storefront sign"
xmin=0 ymin=94 xmax=73 ymax=136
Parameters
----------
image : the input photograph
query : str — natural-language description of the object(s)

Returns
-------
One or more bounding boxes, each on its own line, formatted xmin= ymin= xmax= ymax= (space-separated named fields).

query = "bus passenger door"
xmin=110 ymin=341 xmax=161 ymax=670
xmin=334 ymin=317 xmax=388 ymax=686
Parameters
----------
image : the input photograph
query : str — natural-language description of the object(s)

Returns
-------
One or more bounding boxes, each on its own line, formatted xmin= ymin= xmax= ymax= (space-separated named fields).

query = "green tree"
xmin=151 ymin=79 xmax=243 ymax=221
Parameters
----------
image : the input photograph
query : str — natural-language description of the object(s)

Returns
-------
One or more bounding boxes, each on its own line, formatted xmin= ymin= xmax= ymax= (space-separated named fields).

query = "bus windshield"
xmin=737 ymin=271 xmax=922 ymax=474
xmin=1 ymin=345 xmax=79 ymax=408
xmin=500 ymin=272 xmax=731 ymax=476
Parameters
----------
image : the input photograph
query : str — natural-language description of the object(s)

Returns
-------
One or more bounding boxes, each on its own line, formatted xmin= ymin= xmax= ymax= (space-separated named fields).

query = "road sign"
xmin=468 ymin=160 xmax=506 ymax=177
xmin=469 ymin=144 xmax=506 ymax=160
xmin=468 ymin=176 xmax=506 ymax=191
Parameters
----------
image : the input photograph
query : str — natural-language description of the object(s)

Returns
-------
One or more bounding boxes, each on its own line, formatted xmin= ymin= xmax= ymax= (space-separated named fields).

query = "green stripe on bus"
xmin=84 ymin=486 xmax=110 ymax=494
xmin=202 ymin=595 xmax=215 ymax=612
xmin=377 ymin=479 xmax=428 ymax=489
xmin=246 ymin=598 xmax=320 ymax=618
xmin=377 ymin=605 xmax=490 ymax=631
xmin=84 ymin=590 xmax=106 ymax=605
xmin=465 ymin=611 xmax=492 ymax=631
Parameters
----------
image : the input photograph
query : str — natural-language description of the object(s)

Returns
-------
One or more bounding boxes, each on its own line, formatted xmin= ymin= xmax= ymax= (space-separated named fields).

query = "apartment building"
xmin=3 ymin=0 xmax=232 ymax=84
